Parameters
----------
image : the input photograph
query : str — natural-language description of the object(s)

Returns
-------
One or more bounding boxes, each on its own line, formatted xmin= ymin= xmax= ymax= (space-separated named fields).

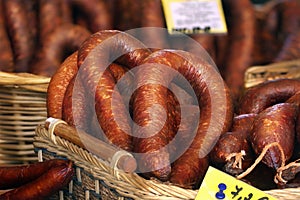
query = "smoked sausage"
xmin=77 ymin=30 xmax=151 ymax=151
xmin=0 ymin=0 xmax=13 ymax=71
xmin=250 ymin=103 xmax=298 ymax=169
xmin=30 ymin=24 xmax=90 ymax=76
xmin=238 ymin=79 xmax=300 ymax=114
xmin=221 ymin=0 xmax=255 ymax=100
xmin=47 ymin=52 xmax=78 ymax=119
xmin=0 ymin=159 xmax=70 ymax=190
xmin=69 ymin=0 xmax=113 ymax=33
xmin=135 ymin=50 xmax=233 ymax=188
xmin=0 ymin=160 xmax=73 ymax=200
xmin=3 ymin=0 xmax=36 ymax=72
xmin=210 ymin=113 xmax=257 ymax=175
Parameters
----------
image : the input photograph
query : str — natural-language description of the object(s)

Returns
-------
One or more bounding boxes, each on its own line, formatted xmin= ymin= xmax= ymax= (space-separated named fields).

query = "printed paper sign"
xmin=161 ymin=0 xmax=227 ymax=34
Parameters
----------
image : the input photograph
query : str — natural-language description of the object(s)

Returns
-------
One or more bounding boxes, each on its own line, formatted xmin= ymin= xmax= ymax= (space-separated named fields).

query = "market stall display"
xmin=0 ymin=0 xmax=299 ymax=199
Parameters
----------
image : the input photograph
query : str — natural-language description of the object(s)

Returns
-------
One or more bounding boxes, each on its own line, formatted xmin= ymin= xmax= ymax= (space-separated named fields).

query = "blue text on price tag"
xmin=195 ymin=166 xmax=277 ymax=200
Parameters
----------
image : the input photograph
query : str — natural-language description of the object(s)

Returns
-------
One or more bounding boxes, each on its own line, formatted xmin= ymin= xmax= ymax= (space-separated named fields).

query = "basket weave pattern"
xmin=34 ymin=123 xmax=300 ymax=200
xmin=0 ymin=72 xmax=49 ymax=165
xmin=244 ymin=59 xmax=300 ymax=88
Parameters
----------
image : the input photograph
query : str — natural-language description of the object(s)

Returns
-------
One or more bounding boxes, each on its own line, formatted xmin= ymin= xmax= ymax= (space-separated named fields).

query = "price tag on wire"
xmin=195 ymin=166 xmax=277 ymax=200
xmin=161 ymin=0 xmax=227 ymax=35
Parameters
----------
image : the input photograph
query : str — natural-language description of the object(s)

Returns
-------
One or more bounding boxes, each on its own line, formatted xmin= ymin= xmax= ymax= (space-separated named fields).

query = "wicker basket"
xmin=0 ymin=71 xmax=50 ymax=165
xmin=244 ymin=59 xmax=300 ymax=88
xmin=34 ymin=119 xmax=300 ymax=200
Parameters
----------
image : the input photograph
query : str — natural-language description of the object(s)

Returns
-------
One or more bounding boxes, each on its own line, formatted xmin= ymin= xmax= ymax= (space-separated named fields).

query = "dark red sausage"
xmin=132 ymin=62 xmax=180 ymax=181
xmin=77 ymin=30 xmax=151 ymax=151
xmin=136 ymin=50 xmax=233 ymax=188
xmin=250 ymin=103 xmax=298 ymax=169
xmin=210 ymin=113 xmax=257 ymax=175
xmin=0 ymin=160 xmax=74 ymax=200
xmin=170 ymin=104 xmax=199 ymax=161
xmin=0 ymin=0 xmax=14 ymax=71
xmin=31 ymin=24 xmax=91 ymax=76
xmin=113 ymin=0 xmax=141 ymax=31
xmin=286 ymin=92 xmax=300 ymax=143
xmin=0 ymin=159 xmax=70 ymax=190
xmin=3 ymin=0 xmax=36 ymax=72
xmin=186 ymin=34 xmax=216 ymax=64
xmin=222 ymin=0 xmax=256 ymax=100
xmin=94 ymin=67 xmax=134 ymax=150
xmin=238 ymin=79 xmax=300 ymax=114
xmin=276 ymin=0 xmax=300 ymax=42
xmin=274 ymin=29 xmax=300 ymax=62
xmin=60 ymin=0 xmax=73 ymax=24
xmin=38 ymin=0 xmax=65 ymax=43
xmin=47 ymin=52 xmax=78 ymax=119
xmin=69 ymin=0 xmax=113 ymax=33
xmin=138 ymin=0 xmax=169 ymax=49
xmin=210 ymin=131 xmax=254 ymax=175
xmin=231 ymin=113 xmax=257 ymax=132
xmin=62 ymin=75 xmax=93 ymax=134
xmin=107 ymin=63 xmax=134 ymax=112
xmin=214 ymin=34 xmax=228 ymax=74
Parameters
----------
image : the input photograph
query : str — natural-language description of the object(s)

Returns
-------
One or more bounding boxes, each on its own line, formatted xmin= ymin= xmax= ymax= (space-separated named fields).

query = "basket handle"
xmin=45 ymin=118 xmax=137 ymax=173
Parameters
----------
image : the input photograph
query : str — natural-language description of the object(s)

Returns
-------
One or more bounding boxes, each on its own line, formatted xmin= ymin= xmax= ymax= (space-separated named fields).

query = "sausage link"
xmin=286 ymin=92 xmax=300 ymax=143
xmin=210 ymin=113 xmax=257 ymax=170
xmin=222 ymin=0 xmax=256 ymax=100
xmin=250 ymin=103 xmax=298 ymax=169
xmin=108 ymin=63 xmax=134 ymax=113
xmin=38 ymin=0 xmax=64 ymax=43
xmin=0 ymin=160 xmax=74 ymax=200
xmin=47 ymin=52 xmax=78 ymax=119
xmin=276 ymin=0 xmax=300 ymax=41
xmin=132 ymin=62 xmax=180 ymax=181
xmin=231 ymin=113 xmax=257 ymax=133
xmin=0 ymin=0 xmax=13 ymax=71
xmin=238 ymin=79 xmax=300 ymax=114
xmin=113 ymin=0 xmax=141 ymax=30
xmin=136 ymin=50 xmax=233 ymax=188
xmin=138 ymin=0 xmax=169 ymax=49
xmin=210 ymin=131 xmax=254 ymax=175
xmin=186 ymin=35 xmax=216 ymax=64
xmin=3 ymin=0 xmax=36 ymax=72
xmin=30 ymin=24 xmax=90 ymax=76
xmin=70 ymin=0 xmax=113 ymax=32
xmin=274 ymin=29 xmax=300 ymax=62
xmin=0 ymin=159 xmax=69 ymax=190
xmin=214 ymin=35 xmax=228 ymax=74
xmin=77 ymin=30 xmax=151 ymax=151
xmin=62 ymin=76 xmax=92 ymax=133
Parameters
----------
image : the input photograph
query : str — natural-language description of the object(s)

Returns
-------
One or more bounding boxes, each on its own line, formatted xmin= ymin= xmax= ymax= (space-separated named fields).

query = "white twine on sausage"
xmin=226 ymin=150 xmax=246 ymax=169
xmin=236 ymin=142 xmax=285 ymax=180
xmin=275 ymin=158 xmax=300 ymax=184
xmin=46 ymin=117 xmax=68 ymax=145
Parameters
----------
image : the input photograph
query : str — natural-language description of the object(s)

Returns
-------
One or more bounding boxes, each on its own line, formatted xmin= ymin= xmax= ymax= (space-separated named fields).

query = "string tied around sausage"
xmin=275 ymin=158 xmax=300 ymax=184
xmin=225 ymin=150 xmax=246 ymax=169
xmin=236 ymin=142 xmax=286 ymax=180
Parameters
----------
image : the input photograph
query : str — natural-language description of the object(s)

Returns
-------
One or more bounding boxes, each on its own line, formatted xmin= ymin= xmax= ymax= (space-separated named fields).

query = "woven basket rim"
xmin=244 ymin=59 xmax=300 ymax=88
xmin=0 ymin=72 xmax=50 ymax=92
xmin=0 ymin=71 xmax=50 ymax=84
xmin=34 ymin=123 xmax=300 ymax=200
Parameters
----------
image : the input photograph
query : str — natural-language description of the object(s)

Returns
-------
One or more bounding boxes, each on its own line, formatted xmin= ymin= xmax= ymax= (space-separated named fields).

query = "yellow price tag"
xmin=195 ymin=166 xmax=277 ymax=200
xmin=161 ymin=0 xmax=227 ymax=35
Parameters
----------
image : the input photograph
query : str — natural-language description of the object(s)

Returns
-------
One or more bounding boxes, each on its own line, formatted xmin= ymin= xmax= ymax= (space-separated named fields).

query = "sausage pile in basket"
xmin=0 ymin=0 xmax=300 ymax=193
xmin=0 ymin=0 xmax=299 ymax=101
xmin=47 ymin=29 xmax=300 ymax=191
